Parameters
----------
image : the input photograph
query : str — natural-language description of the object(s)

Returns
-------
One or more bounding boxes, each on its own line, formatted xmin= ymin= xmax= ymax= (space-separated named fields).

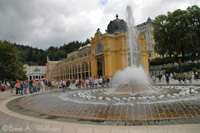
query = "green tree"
xmin=186 ymin=5 xmax=200 ymax=57
xmin=152 ymin=5 xmax=200 ymax=59
xmin=152 ymin=14 xmax=168 ymax=57
xmin=0 ymin=40 xmax=27 ymax=81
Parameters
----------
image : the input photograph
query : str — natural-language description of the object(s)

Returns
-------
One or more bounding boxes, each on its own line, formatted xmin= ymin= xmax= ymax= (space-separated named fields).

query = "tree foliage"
xmin=46 ymin=39 xmax=90 ymax=61
xmin=0 ymin=40 xmax=27 ymax=81
xmin=152 ymin=5 xmax=200 ymax=58
xmin=0 ymin=38 xmax=91 ymax=81
xmin=2 ymin=38 xmax=91 ymax=66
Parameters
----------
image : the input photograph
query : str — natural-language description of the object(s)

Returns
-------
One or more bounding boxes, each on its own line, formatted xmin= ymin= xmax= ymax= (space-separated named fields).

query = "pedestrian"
xmin=6 ymin=81 xmax=10 ymax=91
xmin=20 ymin=81 xmax=24 ymax=95
xmin=1 ymin=82 xmax=5 ymax=92
xmin=32 ymin=80 xmax=37 ymax=92
xmin=188 ymin=72 xmax=192 ymax=83
xmin=178 ymin=74 xmax=182 ymax=84
xmin=48 ymin=80 xmax=51 ymax=90
xmin=85 ymin=78 xmax=89 ymax=88
xmin=182 ymin=73 xmax=186 ymax=83
xmin=10 ymin=81 xmax=15 ymax=93
xmin=170 ymin=73 xmax=173 ymax=80
xmin=107 ymin=77 xmax=110 ymax=87
xmin=58 ymin=80 xmax=62 ymax=89
xmin=78 ymin=79 xmax=82 ymax=88
xmin=15 ymin=80 xmax=21 ymax=94
xmin=195 ymin=72 xmax=199 ymax=83
xmin=62 ymin=80 xmax=66 ymax=88
xmin=98 ymin=77 xmax=103 ymax=87
xmin=24 ymin=80 xmax=29 ymax=95
xmin=29 ymin=80 xmax=33 ymax=93
xmin=40 ymin=80 xmax=45 ymax=91
xmin=81 ymin=79 xmax=85 ymax=88
xmin=66 ymin=79 xmax=71 ymax=89
xmin=94 ymin=77 xmax=99 ymax=87
xmin=89 ymin=78 xmax=93 ymax=88
xmin=151 ymin=75 xmax=156 ymax=84
xmin=165 ymin=74 xmax=170 ymax=84
xmin=158 ymin=73 xmax=162 ymax=82
xmin=37 ymin=81 xmax=41 ymax=92
xmin=75 ymin=79 xmax=79 ymax=88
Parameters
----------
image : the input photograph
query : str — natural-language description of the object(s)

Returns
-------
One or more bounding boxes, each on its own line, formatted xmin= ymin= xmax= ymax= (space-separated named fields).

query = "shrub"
xmin=163 ymin=62 xmax=200 ymax=73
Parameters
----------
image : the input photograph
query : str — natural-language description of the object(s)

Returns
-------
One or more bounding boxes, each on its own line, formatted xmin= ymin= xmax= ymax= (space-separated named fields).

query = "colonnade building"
xmin=46 ymin=45 xmax=91 ymax=80
xmin=46 ymin=15 xmax=149 ymax=80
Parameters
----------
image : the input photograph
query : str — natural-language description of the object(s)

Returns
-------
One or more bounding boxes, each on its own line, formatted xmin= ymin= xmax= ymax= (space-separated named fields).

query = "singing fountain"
xmin=18 ymin=6 xmax=200 ymax=126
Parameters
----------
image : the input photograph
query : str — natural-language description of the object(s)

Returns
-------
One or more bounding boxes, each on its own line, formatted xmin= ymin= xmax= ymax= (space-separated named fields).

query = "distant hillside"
xmin=13 ymin=38 xmax=90 ymax=65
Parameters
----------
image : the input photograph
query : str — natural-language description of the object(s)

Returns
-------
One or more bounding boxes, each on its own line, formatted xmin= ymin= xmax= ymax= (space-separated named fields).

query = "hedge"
xmin=163 ymin=62 xmax=200 ymax=73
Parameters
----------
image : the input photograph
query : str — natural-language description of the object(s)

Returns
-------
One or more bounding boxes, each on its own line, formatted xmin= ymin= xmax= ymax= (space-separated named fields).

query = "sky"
xmin=0 ymin=0 xmax=199 ymax=49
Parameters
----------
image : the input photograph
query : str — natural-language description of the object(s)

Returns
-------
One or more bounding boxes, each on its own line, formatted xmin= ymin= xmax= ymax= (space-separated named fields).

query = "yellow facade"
xmin=46 ymin=15 xmax=149 ymax=80
xmin=90 ymin=30 xmax=149 ymax=78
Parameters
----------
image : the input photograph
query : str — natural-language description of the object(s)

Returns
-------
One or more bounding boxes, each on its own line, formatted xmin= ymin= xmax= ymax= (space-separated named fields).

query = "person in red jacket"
xmin=15 ymin=80 xmax=21 ymax=94
xmin=78 ymin=79 xmax=81 ymax=88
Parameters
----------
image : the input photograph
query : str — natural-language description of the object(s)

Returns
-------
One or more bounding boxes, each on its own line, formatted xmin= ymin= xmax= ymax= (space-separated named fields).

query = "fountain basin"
xmin=19 ymin=86 xmax=200 ymax=122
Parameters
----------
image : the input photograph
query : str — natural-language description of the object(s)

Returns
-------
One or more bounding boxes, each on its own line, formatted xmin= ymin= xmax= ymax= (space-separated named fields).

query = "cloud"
xmin=0 ymin=0 xmax=199 ymax=49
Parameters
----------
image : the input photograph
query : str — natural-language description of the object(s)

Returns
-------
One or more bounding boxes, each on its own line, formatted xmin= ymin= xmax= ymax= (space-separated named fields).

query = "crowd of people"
xmin=0 ymin=79 xmax=46 ymax=95
xmin=0 ymin=76 xmax=112 ymax=94
xmin=47 ymin=76 xmax=112 ymax=90
xmin=151 ymin=72 xmax=199 ymax=84
xmin=1 ymin=72 xmax=199 ymax=94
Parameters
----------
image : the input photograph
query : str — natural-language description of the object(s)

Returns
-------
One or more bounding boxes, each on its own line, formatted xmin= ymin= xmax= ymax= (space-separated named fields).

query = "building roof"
xmin=107 ymin=14 xmax=128 ymax=35
xmin=136 ymin=17 xmax=152 ymax=28
xmin=78 ymin=44 xmax=91 ymax=50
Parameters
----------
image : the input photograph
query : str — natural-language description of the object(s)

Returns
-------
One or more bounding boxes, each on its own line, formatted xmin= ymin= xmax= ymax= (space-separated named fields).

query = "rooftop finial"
xmin=116 ymin=14 xmax=118 ymax=18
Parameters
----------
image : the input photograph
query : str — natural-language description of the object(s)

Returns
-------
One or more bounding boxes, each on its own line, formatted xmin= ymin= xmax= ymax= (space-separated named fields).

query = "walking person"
xmin=98 ymin=77 xmax=103 ymax=87
xmin=33 ymin=80 xmax=37 ymax=92
xmin=158 ymin=73 xmax=162 ymax=82
xmin=20 ymin=81 xmax=24 ymax=95
xmin=78 ymin=79 xmax=82 ymax=88
xmin=81 ymin=79 xmax=85 ymax=88
xmin=151 ymin=75 xmax=156 ymax=85
xmin=15 ymin=80 xmax=21 ymax=94
xmin=58 ymin=80 xmax=62 ymax=90
xmin=66 ymin=79 xmax=71 ymax=89
xmin=165 ymin=73 xmax=170 ymax=84
xmin=6 ymin=81 xmax=10 ymax=91
xmin=48 ymin=80 xmax=51 ymax=90
xmin=24 ymin=80 xmax=29 ymax=95
xmin=106 ymin=77 xmax=110 ymax=87
xmin=37 ymin=81 xmax=41 ymax=92
xmin=85 ymin=78 xmax=89 ymax=88
xmin=182 ymin=73 xmax=186 ymax=83
xmin=89 ymin=78 xmax=93 ymax=88
xmin=10 ymin=81 xmax=15 ymax=93
xmin=188 ymin=72 xmax=192 ymax=83
xmin=75 ymin=79 xmax=79 ymax=89
xmin=29 ymin=80 xmax=33 ymax=93
xmin=195 ymin=72 xmax=199 ymax=83
xmin=178 ymin=74 xmax=182 ymax=84
xmin=94 ymin=77 xmax=99 ymax=87
xmin=1 ymin=82 xmax=5 ymax=92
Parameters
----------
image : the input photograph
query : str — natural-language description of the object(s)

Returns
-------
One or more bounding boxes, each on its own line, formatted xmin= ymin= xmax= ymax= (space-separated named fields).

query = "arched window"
xmin=95 ymin=42 xmax=104 ymax=55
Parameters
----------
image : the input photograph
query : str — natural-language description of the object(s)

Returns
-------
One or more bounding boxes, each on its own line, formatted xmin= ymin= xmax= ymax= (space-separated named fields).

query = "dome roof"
xmin=34 ymin=67 xmax=40 ymax=72
xmin=147 ymin=17 xmax=152 ymax=23
xmin=107 ymin=14 xmax=128 ymax=35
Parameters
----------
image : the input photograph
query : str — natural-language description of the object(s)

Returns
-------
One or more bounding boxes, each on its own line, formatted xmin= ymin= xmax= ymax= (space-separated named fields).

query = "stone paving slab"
xmin=147 ymin=125 xmax=167 ymax=133
xmin=129 ymin=126 xmax=147 ymax=133
xmin=1 ymin=95 xmax=200 ymax=133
